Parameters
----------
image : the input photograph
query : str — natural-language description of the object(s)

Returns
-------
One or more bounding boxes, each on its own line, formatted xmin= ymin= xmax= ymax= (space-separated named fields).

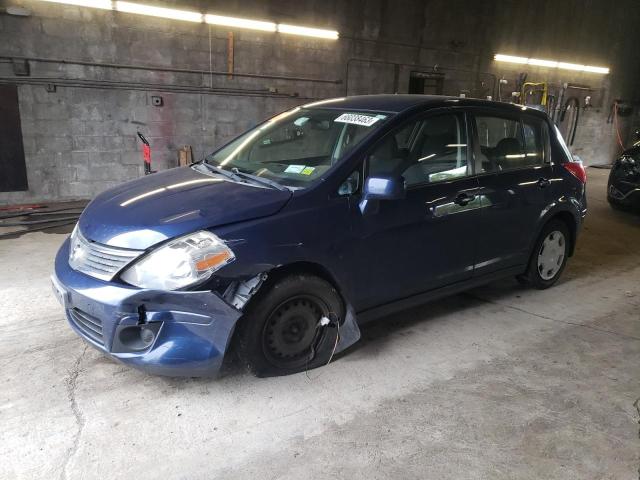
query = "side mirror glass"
xmin=359 ymin=175 xmax=405 ymax=214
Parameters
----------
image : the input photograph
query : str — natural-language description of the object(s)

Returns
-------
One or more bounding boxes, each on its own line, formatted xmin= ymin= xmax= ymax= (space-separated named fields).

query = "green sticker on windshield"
xmin=301 ymin=166 xmax=315 ymax=175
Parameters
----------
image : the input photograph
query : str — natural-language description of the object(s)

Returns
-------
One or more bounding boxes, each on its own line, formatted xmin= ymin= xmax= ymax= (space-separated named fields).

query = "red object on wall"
xmin=143 ymin=143 xmax=151 ymax=165
xmin=137 ymin=131 xmax=153 ymax=175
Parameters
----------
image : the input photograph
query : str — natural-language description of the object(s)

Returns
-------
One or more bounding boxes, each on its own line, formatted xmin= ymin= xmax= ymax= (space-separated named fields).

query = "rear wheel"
xmin=518 ymin=219 xmax=570 ymax=289
xmin=236 ymin=274 xmax=344 ymax=377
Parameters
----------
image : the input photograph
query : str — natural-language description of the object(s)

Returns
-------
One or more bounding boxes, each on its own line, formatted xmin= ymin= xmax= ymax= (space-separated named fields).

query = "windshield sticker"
xmin=334 ymin=113 xmax=381 ymax=127
xmin=284 ymin=164 xmax=305 ymax=174
xmin=301 ymin=166 xmax=315 ymax=175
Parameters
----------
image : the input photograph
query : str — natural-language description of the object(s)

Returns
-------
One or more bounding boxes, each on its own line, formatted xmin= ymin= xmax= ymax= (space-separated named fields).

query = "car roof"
xmin=303 ymin=94 xmax=547 ymax=118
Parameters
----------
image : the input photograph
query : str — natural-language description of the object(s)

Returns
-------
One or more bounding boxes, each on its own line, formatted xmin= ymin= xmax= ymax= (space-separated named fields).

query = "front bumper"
xmin=608 ymin=182 xmax=640 ymax=208
xmin=53 ymin=238 xmax=242 ymax=377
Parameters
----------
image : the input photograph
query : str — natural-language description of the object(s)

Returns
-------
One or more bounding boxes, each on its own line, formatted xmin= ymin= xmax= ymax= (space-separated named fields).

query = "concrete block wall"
xmin=1 ymin=0 xmax=639 ymax=204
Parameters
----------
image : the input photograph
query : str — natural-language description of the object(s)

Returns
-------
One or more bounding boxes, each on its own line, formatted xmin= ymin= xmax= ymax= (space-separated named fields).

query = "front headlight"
xmin=120 ymin=231 xmax=235 ymax=290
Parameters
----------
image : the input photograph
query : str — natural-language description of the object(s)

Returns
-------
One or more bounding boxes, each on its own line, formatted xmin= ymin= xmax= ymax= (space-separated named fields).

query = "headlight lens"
xmin=120 ymin=231 xmax=235 ymax=290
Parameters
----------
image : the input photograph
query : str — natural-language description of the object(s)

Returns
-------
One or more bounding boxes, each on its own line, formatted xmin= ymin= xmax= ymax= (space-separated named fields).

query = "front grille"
xmin=69 ymin=228 xmax=143 ymax=281
xmin=69 ymin=308 xmax=104 ymax=345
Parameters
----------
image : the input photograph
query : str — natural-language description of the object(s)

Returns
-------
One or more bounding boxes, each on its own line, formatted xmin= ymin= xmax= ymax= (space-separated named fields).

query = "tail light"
xmin=563 ymin=161 xmax=587 ymax=183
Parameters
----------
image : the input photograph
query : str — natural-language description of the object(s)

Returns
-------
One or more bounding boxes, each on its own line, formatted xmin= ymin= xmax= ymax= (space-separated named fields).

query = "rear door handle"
xmin=537 ymin=177 xmax=551 ymax=188
xmin=454 ymin=192 xmax=476 ymax=206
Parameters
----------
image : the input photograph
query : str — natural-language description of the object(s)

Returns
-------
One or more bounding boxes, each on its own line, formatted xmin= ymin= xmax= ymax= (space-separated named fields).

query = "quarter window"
xmin=522 ymin=117 xmax=547 ymax=165
xmin=368 ymin=113 xmax=470 ymax=186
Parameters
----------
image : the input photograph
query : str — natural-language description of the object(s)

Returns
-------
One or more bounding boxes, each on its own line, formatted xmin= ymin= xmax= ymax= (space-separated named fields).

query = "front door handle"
xmin=454 ymin=192 xmax=476 ymax=206
xmin=537 ymin=177 xmax=551 ymax=188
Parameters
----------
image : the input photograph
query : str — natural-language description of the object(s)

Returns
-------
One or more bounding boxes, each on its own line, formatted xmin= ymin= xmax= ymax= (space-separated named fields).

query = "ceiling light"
xmin=277 ymin=24 xmax=339 ymax=39
xmin=115 ymin=1 xmax=202 ymax=22
xmin=205 ymin=14 xmax=275 ymax=32
xmin=37 ymin=0 xmax=112 ymax=9
xmin=494 ymin=54 xmax=609 ymax=74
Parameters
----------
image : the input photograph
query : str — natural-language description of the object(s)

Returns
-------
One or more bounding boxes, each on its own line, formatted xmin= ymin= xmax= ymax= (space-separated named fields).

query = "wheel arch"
xmin=551 ymin=210 xmax=578 ymax=257
xmin=527 ymin=206 xmax=579 ymax=262
xmin=264 ymin=261 xmax=347 ymax=298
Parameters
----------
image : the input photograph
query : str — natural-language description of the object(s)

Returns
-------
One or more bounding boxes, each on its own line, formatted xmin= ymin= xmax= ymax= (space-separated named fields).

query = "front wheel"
xmin=236 ymin=274 xmax=344 ymax=377
xmin=518 ymin=219 xmax=570 ymax=289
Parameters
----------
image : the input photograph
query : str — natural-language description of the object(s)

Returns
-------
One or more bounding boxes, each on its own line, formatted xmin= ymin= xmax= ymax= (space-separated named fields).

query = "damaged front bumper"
xmin=53 ymin=239 xmax=242 ymax=377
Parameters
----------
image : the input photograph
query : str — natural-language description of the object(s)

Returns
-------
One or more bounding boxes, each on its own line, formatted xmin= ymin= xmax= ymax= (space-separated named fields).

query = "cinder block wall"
xmin=1 ymin=0 xmax=639 ymax=203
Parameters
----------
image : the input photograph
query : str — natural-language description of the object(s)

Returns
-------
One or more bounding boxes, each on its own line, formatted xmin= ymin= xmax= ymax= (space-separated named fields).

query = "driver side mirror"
xmin=359 ymin=175 xmax=406 ymax=215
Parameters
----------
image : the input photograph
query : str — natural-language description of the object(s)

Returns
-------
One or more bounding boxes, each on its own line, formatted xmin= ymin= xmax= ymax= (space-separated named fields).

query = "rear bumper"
xmin=53 ymin=238 xmax=242 ymax=377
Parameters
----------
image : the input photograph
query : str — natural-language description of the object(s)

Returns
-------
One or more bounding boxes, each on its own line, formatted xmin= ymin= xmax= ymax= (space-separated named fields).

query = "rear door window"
xmin=474 ymin=115 xmax=525 ymax=172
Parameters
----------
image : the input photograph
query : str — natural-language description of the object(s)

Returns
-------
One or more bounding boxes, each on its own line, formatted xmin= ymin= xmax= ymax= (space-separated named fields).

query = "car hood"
xmin=78 ymin=166 xmax=292 ymax=249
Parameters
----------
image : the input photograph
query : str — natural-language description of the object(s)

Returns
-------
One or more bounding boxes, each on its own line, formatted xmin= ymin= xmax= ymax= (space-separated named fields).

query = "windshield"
xmin=205 ymin=107 xmax=391 ymax=188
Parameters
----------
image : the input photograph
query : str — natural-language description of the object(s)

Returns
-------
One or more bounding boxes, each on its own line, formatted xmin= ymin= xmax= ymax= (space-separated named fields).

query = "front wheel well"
xmin=264 ymin=261 xmax=345 ymax=296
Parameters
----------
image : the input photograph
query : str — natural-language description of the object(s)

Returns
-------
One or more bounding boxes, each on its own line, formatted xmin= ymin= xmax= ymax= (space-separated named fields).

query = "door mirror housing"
xmin=359 ymin=175 xmax=406 ymax=214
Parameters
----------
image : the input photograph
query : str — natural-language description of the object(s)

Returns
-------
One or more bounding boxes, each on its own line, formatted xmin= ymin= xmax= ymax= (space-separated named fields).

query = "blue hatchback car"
xmin=52 ymin=95 xmax=587 ymax=377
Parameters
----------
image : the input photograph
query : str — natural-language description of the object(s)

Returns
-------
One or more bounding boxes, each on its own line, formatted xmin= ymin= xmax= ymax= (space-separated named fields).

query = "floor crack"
xmin=634 ymin=397 xmax=640 ymax=440
xmin=464 ymin=293 xmax=640 ymax=342
xmin=59 ymin=345 xmax=88 ymax=480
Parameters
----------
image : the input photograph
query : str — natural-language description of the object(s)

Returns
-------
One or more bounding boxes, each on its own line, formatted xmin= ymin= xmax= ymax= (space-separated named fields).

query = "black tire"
xmin=236 ymin=274 xmax=344 ymax=377
xmin=607 ymin=195 xmax=627 ymax=211
xmin=517 ymin=219 xmax=570 ymax=289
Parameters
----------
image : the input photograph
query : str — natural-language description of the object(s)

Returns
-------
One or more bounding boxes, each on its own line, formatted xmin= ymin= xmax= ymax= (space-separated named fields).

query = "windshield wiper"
xmin=230 ymin=168 xmax=289 ymax=191
xmin=197 ymin=160 xmax=244 ymax=183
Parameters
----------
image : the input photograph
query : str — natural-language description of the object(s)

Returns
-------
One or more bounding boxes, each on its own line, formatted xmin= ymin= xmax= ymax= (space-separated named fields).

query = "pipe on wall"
xmin=0 ymin=76 xmax=316 ymax=99
xmin=0 ymin=55 xmax=342 ymax=85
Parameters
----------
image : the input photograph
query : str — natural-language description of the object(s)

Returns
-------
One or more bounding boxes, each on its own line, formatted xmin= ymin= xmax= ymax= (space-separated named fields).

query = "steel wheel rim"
xmin=262 ymin=294 xmax=329 ymax=369
xmin=537 ymin=230 xmax=566 ymax=280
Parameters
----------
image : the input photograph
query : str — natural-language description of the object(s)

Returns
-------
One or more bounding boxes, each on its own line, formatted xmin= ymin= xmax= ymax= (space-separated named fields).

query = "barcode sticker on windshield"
xmin=334 ymin=113 xmax=380 ymax=127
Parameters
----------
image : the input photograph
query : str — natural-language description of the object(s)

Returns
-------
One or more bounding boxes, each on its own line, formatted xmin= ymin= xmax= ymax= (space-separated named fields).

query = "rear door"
xmin=348 ymin=110 xmax=481 ymax=310
xmin=471 ymin=109 xmax=553 ymax=275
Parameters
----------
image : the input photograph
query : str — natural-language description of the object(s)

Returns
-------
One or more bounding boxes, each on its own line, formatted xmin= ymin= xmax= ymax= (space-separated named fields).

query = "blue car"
xmin=52 ymin=95 xmax=587 ymax=377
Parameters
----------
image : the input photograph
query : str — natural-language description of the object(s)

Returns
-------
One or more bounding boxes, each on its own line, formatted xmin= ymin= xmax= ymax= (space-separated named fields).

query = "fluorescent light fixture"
xmin=494 ymin=54 xmax=609 ymax=74
xmin=494 ymin=54 xmax=528 ymax=64
xmin=277 ymin=23 xmax=339 ymax=39
xmin=38 ymin=0 xmax=112 ymax=9
xmin=115 ymin=1 xmax=202 ymax=22
xmin=33 ymin=0 xmax=340 ymax=38
xmin=582 ymin=65 xmax=610 ymax=74
xmin=205 ymin=14 xmax=275 ymax=32
xmin=528 ymin=58 xmax=558 ymax=68
xmin=557 ymin=62 xmax=585 ymax=71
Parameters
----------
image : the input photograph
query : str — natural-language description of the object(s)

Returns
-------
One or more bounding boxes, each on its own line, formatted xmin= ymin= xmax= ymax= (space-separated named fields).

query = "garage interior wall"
xmin=1 ymin=0 xmax=639 ymax=203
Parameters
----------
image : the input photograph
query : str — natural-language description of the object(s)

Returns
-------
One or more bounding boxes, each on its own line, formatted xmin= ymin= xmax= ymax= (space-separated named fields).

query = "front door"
xmin=348 ymin=110 xmax=482 ymax=311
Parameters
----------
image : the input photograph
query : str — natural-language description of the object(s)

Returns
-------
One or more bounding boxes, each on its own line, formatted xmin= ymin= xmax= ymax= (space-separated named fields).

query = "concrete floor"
xmin=1 ymin=168 xmax=639 ymax=480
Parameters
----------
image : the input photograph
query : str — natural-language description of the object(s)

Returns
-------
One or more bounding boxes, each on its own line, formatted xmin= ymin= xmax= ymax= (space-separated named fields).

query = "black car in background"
xmin=608 ymin=132 xmax=640 ymax=210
